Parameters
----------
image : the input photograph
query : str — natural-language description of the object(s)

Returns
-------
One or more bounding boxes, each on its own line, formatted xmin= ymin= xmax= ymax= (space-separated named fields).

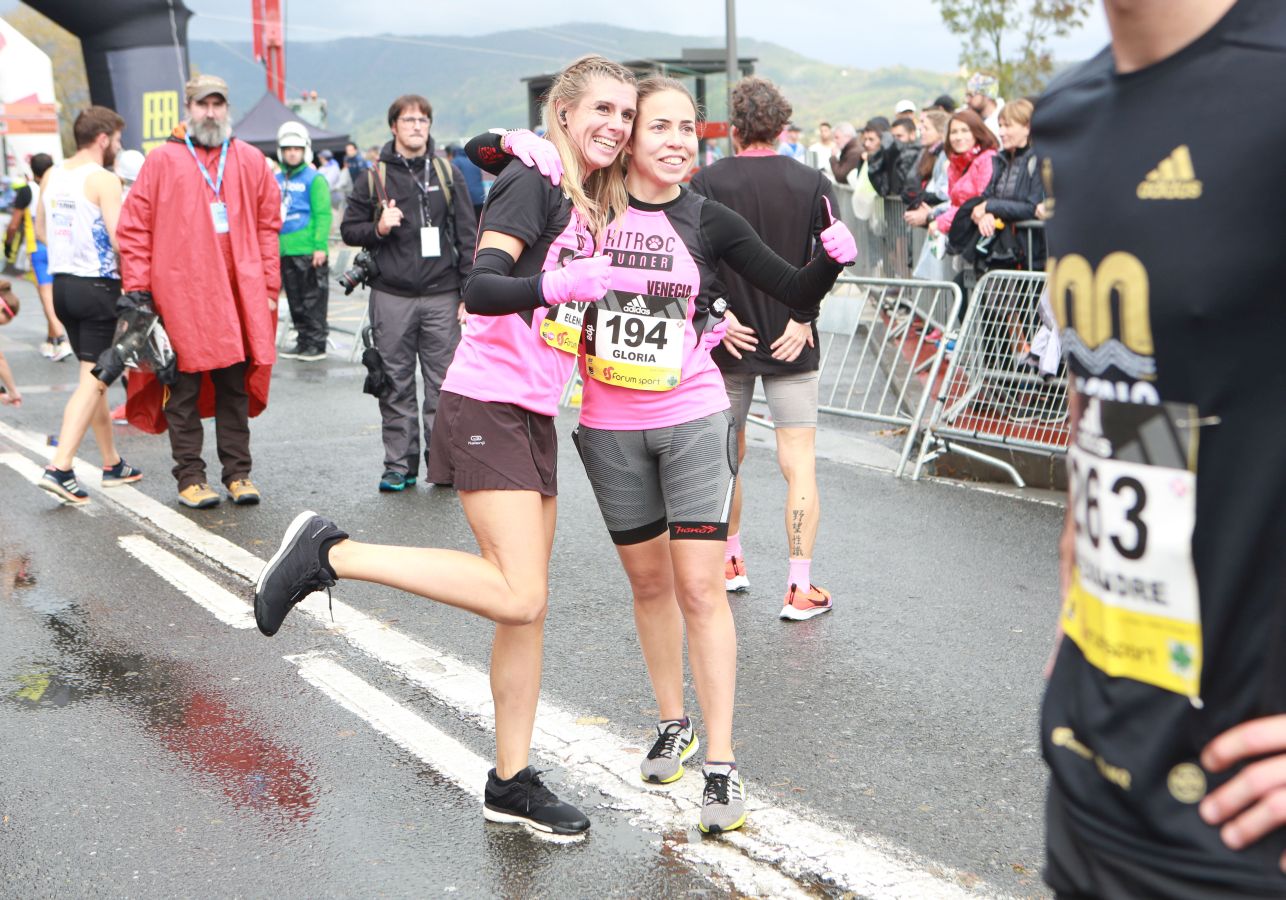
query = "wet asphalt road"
xmin=0 ymin=279 xmax=1064 ymax=899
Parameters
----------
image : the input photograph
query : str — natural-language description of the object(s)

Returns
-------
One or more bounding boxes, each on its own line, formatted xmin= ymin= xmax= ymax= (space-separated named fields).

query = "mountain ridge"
xmin=191 ymin=23 xmax=958 ymax=146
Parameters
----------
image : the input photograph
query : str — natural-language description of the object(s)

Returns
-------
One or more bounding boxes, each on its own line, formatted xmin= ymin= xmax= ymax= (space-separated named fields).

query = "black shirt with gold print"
xmin=1036 ymin=0 xmax=1286 ymax=892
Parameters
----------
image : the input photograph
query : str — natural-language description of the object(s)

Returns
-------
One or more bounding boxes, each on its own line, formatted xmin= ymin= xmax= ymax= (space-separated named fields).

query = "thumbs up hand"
xmin=377 ymin=198 xmax=404 ymax=236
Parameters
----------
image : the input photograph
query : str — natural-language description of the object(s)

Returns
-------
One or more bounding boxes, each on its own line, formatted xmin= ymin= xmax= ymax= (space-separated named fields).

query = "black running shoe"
xmin=483 ymin=767 xmax=590 ymax=836
xmin=254 ymin=510 xmax=347 ymax=636
xmin=39 ymin=466 xmax=89 ymax=504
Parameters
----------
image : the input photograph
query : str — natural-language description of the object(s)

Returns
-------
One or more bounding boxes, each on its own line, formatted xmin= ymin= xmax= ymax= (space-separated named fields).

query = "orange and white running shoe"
xmin=724 ymin=556 xmax=749 ymax=592
xmin=779 ymin=583 xmax=832 ymax=621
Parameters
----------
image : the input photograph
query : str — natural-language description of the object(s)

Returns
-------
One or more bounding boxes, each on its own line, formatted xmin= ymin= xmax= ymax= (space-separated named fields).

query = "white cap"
xmin=894 ymin=99 xmax=917 ymax=114
xmin=115 ymin=149 xmax=145 ymax=184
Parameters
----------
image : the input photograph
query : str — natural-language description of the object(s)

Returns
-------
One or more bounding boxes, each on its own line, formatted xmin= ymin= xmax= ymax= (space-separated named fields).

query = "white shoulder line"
xmin=0 ymin=421 xmax=1005 ymax=899
xmin=289 ymin=653 xmax=809 ymax=892
xmin=118 ymin=535 xmax=256 ymax=629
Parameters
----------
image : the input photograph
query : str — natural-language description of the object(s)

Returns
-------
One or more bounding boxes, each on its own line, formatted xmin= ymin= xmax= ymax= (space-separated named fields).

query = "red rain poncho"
xmin=117 ymin=125 xmax=282 ymax=433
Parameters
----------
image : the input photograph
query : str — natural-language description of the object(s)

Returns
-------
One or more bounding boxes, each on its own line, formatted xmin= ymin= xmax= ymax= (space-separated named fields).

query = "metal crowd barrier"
xmin=831 ymin=187 xmax=925 ymax=280
xmin=750 ymin=275 xmax=962 ymax=477
xmin=912 ymin=269 xmax=1069 ymax=486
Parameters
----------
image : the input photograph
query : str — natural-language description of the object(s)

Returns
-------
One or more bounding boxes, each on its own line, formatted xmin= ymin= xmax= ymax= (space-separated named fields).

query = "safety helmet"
xmin=277 ymin=121 xmax=311 ymax=164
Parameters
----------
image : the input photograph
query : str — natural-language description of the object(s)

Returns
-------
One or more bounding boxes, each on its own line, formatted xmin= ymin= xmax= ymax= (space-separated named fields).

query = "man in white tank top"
xmin=33 ymin=106 xmax=142 ymax=505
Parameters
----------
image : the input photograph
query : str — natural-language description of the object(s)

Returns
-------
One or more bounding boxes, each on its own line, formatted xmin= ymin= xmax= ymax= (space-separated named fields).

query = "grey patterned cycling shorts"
xmin=572 ymin=410 xmax=738 ymax=546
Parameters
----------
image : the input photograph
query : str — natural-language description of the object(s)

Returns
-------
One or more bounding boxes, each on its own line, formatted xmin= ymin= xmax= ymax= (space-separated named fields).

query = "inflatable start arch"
xmin=26 ymin=0 xmax=192 ymax=153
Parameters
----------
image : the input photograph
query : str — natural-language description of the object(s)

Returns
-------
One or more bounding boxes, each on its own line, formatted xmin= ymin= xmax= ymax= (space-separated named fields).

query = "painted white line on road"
xmin=288 ymin=652 xmax=490 ymax=794
xmin=0 ymin=451 xmax=101 ymax=517
xmin=0 ymin=421 xmax=265 ymax=580
xmin=118 ymin=535 xmax=256 ymax=629
xmin=0 ymin=421 xmax=1002 ymax=898
xmin=287 ymin=653 xmax=809 ymax=896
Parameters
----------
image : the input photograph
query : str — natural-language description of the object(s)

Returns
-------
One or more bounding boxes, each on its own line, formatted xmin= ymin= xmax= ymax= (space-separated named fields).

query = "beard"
xmin=102 ymin=145 xmax=117 ymax=169
xmin=190 ymin=115 xmax=231 ymax=148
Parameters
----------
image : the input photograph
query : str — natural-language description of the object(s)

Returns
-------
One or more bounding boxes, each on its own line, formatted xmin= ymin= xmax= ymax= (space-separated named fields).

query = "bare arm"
xmin=88 ymin=169 xmax=124 ymax=253
xmin=0 ymin=351 xmax=20 ymax=406
xmin=34 ymin=187 xmax=46 ymax=245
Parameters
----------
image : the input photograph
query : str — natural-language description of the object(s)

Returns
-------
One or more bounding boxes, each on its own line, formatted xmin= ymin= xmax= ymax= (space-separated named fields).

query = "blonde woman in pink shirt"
xmin=252 ymin=55 xmax=636 ymax=839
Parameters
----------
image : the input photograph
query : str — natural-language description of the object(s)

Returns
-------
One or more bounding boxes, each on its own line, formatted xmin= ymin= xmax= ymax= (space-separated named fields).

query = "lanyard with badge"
xmin=399 ymin=155 xmax=439 ymax=258
xmin=185 ymin=133 xmax=230 ymax=234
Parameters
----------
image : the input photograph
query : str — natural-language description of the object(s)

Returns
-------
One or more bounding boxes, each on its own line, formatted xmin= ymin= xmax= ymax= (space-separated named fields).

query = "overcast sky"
xmin=174 ymin=0 xmax=1111 ymax=71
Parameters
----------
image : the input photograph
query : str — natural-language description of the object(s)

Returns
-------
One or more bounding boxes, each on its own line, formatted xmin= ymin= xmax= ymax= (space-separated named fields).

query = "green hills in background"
xmin=191 ymin=24 xmax=961 ymax=148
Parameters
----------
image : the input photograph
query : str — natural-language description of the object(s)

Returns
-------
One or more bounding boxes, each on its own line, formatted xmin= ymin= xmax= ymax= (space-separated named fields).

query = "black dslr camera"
xmin=337 ymin=248 xmax=381 ymax=295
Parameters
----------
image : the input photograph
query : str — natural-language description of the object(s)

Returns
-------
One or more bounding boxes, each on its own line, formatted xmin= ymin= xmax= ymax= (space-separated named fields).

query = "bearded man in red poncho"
xmin=117 ymin=74 xmax=282 ymax=510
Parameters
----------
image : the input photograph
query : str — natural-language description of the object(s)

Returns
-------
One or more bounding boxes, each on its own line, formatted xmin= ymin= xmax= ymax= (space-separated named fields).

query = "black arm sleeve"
xmin=461 ymin=247 xmax=545 ymax=315
xmin=465 ymin=132 xmax=517 ymax=178
xmin=701 ymin=200 xmax=842 ymax=311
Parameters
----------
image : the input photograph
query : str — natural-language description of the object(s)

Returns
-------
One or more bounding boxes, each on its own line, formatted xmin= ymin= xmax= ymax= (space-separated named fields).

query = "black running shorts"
xmin=52 ymin=274 xmax=120 ymax=363
xmin=572 ymin=410 xmax=737 ymax=545
xmin=428 ymin=391 xmax=557 ymax=496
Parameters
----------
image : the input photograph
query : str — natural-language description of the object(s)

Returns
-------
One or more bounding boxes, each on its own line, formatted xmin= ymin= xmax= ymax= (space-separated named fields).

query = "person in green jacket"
xmin=275 ymin=122 xmax=332 ymax=361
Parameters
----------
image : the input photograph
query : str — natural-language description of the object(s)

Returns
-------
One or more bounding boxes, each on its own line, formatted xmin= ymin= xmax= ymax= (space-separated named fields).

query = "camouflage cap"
xmin=185 ymin=74 xmax=229 ymax=103
xmin=966 ymin=72 xmax=999 ymax=100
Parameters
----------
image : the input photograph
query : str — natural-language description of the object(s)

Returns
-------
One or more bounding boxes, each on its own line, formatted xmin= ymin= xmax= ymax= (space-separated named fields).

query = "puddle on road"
xmin=1 ymin=546 xmax=317 ymax=832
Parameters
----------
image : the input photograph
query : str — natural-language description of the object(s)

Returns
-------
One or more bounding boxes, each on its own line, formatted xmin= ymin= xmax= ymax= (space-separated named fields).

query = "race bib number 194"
xmin=583 ymin=292 xmax=686 ymax=391
xmin=1062 ymin=398 xmax=1204 ymax=702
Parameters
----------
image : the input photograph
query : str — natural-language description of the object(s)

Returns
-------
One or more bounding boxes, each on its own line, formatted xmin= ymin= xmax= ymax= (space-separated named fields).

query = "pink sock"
xmin=726 ymin=532 xmax=742 ymax=561
xmin=788 ymin=558 xmax=811 ymax=591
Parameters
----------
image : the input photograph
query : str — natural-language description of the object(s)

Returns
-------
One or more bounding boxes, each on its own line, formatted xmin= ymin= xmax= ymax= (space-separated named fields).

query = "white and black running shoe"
xmin=483 ymin=767 xmax=589 ymax=837
xmin=254 ymin=511 xmax=348 ymax=636
xmin=640 ymin=718 xmax=699 ymax=784
xmin=699 ymin=764 xmax=747 ymax=834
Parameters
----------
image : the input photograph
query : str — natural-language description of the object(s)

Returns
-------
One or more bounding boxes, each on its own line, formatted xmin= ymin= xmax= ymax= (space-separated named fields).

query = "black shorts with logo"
xmin=52 ymin=274 xmax=120 ymax=363
xmin=427 ymin=391 xmax=557 ymax=496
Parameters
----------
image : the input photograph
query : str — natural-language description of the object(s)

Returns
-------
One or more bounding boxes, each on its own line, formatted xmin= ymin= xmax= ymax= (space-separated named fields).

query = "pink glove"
xmin=699 ymin=316 xmax=729 ymax=352
xmin=503 ymin=130 xmax=563 ymax=187
xmin=819 ymin=196 xmax=856 ymax=265
xmin=540 ymin=255 xmax=612 ymax=305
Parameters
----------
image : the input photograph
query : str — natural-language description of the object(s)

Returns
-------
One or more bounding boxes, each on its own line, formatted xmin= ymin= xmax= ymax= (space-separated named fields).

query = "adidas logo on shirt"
xmin=621 ymin=296 xmax=652 ymax=316
xmin=1136 ymin=145 xmax=1202 ymax=200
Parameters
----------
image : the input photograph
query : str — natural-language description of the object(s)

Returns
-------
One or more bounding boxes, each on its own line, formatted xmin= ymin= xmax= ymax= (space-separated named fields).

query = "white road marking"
xmin=0 ymin=421 xmax=1003 ymax=898
xmin=289 ymin=652 xmax=490 ymax=794
xmin=0 ymin=451 xmax=100 ymax=516
xmin=288 ymin=653 xmax=809 ymax=895
xmin=117 ymin=535 xmax=256 ymax=629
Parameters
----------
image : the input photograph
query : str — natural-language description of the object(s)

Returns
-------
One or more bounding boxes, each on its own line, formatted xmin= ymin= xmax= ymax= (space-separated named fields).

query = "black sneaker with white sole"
xmin=483 ymin=767 xmax=590 ymax=837
xmin=254 ymin=510 xmax=348 ymax=637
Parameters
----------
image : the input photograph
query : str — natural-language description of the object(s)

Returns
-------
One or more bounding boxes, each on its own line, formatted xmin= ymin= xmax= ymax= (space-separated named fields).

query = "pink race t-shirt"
xmin=441 ymin=164 xmax=591 ymax=417
xmin=578 ymin=192 xmax=730 ymax=430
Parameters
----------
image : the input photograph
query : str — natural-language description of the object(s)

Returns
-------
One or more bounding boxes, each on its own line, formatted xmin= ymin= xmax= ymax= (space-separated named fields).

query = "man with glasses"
xmin=341 ymin=94 xmax=477 ymax=493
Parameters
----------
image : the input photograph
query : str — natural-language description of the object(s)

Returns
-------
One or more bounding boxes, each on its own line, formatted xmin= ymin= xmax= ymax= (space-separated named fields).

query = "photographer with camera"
xmin=340 ymin=94 xmax=477 ymax=493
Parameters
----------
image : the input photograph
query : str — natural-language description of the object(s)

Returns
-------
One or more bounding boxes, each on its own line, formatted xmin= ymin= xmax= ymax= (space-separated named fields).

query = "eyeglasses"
xmin=397 ymin=116 xmax=431 ymax=127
